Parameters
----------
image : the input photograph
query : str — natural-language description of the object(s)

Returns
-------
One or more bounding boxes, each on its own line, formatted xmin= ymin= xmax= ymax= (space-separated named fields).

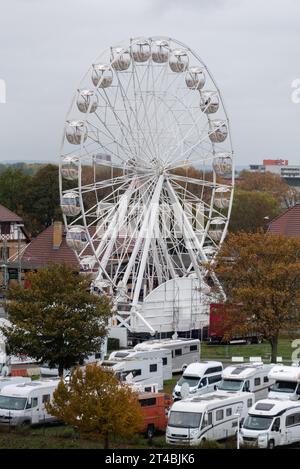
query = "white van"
xmin=241 ymin=398 xmax=300 ymax=448
xmin=0 ymin=380 xmax=59 ymax=426
xmin=172 ymin=361 xmax=223 ymax=401
xmin=268 ymin=365 xmax=300 ymax=400
xmin=109 ymin=348 xmax=172 ymax=381
xmin=166 ymin=391 xmax=254 ymax=445
xmin=217 ymin=363 xmax=275 ymax=401
xmin=134 ymin=338 xmax=200 ymax=373
xmin=101 ymin=356 xmax=164 ymax=390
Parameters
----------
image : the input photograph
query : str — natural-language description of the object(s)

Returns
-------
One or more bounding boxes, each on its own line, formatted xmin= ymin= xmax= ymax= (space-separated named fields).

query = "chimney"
xmin=52 ymin=221 xmax=63 ymax=250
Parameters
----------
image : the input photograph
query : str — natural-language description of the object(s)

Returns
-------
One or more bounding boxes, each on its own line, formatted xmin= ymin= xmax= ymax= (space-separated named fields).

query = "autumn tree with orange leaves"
xmin=213 ymin=232 xmax=300 ymax=362
xmin=46 ymin=364 xmax=144 ymax=449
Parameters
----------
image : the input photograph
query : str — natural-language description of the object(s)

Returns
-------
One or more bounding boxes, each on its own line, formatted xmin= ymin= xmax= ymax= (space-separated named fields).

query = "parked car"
xmin=217 ymin=363 xmax=275 ymax=401
xmin=138 ymin=392 xmax=172 ymax=438
xmin=240 ymin=398 xmax=300 ymax=448
xmin=166 ymin=391 xmax=254 ymax=445
xmin=172 ymin=361 xmax=223 ymax=400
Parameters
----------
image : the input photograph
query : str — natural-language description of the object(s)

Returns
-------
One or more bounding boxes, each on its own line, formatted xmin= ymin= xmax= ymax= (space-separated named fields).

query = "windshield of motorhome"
xmin=243 ymin=415 xmax=273 ymax=430
xmin=217 ymin=379 xmax=243 ymax=391
xmin=168 ymin=411 xmax=202 ymax=428
xmin=270 ymin=381 xmax=297 ymax=393
xmin=178 ymin=376 xmax=199 ymax=387
xmin=0 ymin=396 xmax=27 ymax=410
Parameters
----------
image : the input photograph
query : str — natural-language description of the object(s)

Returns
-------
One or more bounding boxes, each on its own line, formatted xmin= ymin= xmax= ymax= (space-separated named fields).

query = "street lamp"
xmin=234 ymin=413 xmax=241 ymax=449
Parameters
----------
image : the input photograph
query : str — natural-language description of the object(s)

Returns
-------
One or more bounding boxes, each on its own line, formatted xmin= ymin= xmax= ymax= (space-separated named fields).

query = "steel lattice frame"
xmin=59 ymin=36 xmax=234 ymax=333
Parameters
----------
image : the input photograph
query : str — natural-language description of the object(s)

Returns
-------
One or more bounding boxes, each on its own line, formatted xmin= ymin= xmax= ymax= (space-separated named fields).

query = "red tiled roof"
xmin=268 ymin=204 xmax=300 ymax=237
xmin=17 ymin=224 xmax=79 ymax=269
xmin=0 ymin=204 xmax=22 ymax=222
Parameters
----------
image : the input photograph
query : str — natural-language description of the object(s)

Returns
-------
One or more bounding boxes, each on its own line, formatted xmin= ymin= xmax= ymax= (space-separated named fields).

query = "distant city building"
xmin=249 ymin=159 xmax=300 ymax=187
xmin=268 ymin=203 xmax=300 ymax=237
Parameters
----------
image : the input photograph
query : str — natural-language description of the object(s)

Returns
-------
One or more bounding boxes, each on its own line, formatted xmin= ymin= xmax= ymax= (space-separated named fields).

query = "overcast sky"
xmin=0 ymin=0 xmax=299 ymax=166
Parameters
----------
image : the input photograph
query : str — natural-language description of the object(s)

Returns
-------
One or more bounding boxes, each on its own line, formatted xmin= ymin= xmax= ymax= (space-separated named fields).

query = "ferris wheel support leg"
xmin=121 ymin=176 xmax=164 ymax=296
xmin=130 ymin=176 xmax=164 ymax=307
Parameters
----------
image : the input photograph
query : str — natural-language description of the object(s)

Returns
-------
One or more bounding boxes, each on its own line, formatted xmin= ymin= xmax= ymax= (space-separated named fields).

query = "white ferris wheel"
xmin=59 ymin=36 xmax=234 ymax=336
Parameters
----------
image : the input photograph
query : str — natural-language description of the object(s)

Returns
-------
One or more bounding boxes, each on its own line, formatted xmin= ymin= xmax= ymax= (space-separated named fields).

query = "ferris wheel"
xmin=59 ymin=36 xmax=234 ymax=335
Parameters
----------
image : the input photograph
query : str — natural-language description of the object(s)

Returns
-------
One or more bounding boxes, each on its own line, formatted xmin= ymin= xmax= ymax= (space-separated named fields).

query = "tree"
xmin=213 ymin=232 xmax=300 ymax=362
xmin=229 ymin=190 xmax=280 ymax=233
xmin=0 ymin=167 xmax=31 ymax=214
xmin=1 ymin=264 xmax=112 ymax=376
xmin=46 ymin=364 xmax=144 ymax=448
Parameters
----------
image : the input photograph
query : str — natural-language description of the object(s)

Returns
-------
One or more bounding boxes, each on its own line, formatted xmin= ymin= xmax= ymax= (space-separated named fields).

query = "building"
xmin=7 ymin=221 xmax=78 ymax=279
xmin=268 ymin=203 xmax=300 ymax=237
xmin=0 ymin=205 xmax=30 ymax=290
xmin=249 ymin=159 xmax=300 ymax=187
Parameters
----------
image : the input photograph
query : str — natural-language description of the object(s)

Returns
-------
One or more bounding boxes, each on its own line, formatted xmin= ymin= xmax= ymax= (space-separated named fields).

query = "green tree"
xmin=214 ymin=232 xmax=300 ymax=362
xmin=0 ymin=167 xmax=31 ymax=214
xmin=46 ymin=364 xmax=144 ymax=448
xmin=229 ymin=190 xmax=280 ymax=233
xmin=1 ymin=264 xmax=112 ymax=376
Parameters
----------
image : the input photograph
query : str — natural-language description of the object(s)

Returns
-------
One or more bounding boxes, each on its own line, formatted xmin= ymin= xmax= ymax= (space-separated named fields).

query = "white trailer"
xmin=268 ymin=365 xmax=300 ymax=400
xmin=217 ymin=363 xmax=275 ymax=401
xmin=173 ymin=362 xmax=223 ymax=400
xmin=109 ymin=348 xmax=172 ymax=381
xmin=0 ymin=380 xmax=59 ymax=426
xmin=134 ymin=338 xmax=200 ymax=373
xmin=166 ymin=391 xmax=254 ymax=445
xmin=101 ymin=356 xmax=164 ymax=390
xmin=241 ymin=398 xmax=300 ymax=448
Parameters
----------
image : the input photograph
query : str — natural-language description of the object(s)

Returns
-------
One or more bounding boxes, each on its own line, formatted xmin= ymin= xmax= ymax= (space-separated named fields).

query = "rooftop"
xmin=268 ymin=204 xmax=300 ymax=238
xmin=0 ymin=204 xmax=22 ymax=223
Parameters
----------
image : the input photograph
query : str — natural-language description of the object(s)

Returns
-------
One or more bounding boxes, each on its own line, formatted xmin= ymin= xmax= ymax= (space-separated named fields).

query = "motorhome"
xmin=101 ymin=356 xmax=164 ymax=390
xmin=240 ymin=398 xmax=300 ymax=448
xmin=172 ymin=362 xmax=223 ymax=400
xmin=166 ymin=391 xmax=254 ymax=445
xmin=109 ymin=348 xmax=172 ymax=381
xmin=0 ymin=380 xmax=59 ymax=426
xmin=268 ymin=365 xmax=300 ymax=400
xmin=217 ymin=363 xmax=275 ymax=401
xmin=0 ymin=377 xmax=31 ymax=391
xmin=134 ymin=338 xmax=200 ymax=373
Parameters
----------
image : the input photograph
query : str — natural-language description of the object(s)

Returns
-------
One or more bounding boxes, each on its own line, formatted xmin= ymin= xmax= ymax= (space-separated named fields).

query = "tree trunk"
xmin=58 ymin=363 xmax=64 ymax=378
xmin=270 ymin=335 xmax=278 ymax=363
xmin=104 ymin=432 xmax=109 ymax=449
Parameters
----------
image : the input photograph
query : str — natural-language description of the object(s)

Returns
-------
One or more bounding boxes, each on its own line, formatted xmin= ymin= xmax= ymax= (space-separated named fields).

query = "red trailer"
xmin=209 ymin=303 xmax=262 ymax=345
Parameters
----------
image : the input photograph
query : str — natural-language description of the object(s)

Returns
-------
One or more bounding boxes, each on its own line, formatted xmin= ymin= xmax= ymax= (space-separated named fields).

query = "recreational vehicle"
xmin=166 ymin=391 xmax=254 ymax=445
xmin=134 ymin=338 xmax=200 ymax=373
xmin=101 ymin=356 xmax=164 ymax=390
xmin=241 ymin=398 xmax=300 ymax=448
xmin=217 ymin=363 xmax=275 ymax=401
xmin=0 ymin=380 xmax=59 ymax=426
xmin=0 ymin=377 xmax=31 ymax=391
xmin=109 ymin=348 xmax=172 ymax=381
xmin=268 ymin=365 xmax=300 ymax=400
xmin=172 ymin=362 xmax=223 ymax=400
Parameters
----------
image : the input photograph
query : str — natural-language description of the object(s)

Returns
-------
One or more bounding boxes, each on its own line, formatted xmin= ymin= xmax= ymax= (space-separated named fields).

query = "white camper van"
xmin=166 ymin=391 xmax=254 ymax=445
xmin=109 ymin=349 xmax=172 ymax=381
xmin=134 ymin=338 xmax=200 ymax=373
xmin=102 ymin=356 xmax=164 ymax=390
xmin=172 ymin=362 xmax=223 ymax=400
xmin=241 ymin=398 xmax=300 ymax=448
xmin=268 ymin=365 xmax=300 ymax=400
xmin=0 ymin=380 xmax=59 ymax=426
xmin=217 ymin=363 xmax=275 ymax=401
